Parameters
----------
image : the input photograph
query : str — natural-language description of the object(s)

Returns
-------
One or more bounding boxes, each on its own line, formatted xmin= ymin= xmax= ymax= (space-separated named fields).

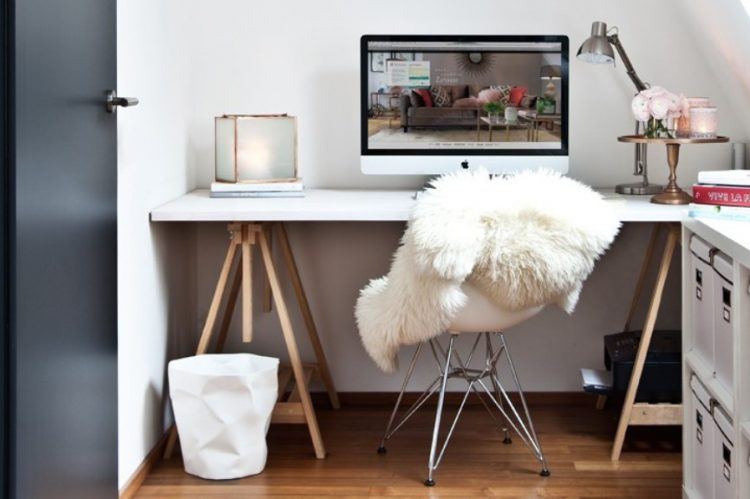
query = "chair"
xmin=376 ymin=282 xmax=550 ymax=486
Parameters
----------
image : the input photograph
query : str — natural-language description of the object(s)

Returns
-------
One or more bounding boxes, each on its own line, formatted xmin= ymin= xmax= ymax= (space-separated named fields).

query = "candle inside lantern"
xmin=689 ymin=106 xmax=718 ymax=139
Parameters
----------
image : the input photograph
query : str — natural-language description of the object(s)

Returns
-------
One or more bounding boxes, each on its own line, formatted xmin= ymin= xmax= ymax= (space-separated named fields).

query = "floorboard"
xmin=136 ymin=403 xmax=682 ymax=498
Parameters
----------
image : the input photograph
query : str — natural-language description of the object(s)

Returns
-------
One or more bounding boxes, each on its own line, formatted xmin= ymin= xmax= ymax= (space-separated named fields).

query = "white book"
xmin=211 ymin=180 xmax=303 ymax=193
xmin=210 ymin=191 xmax=305 ymax=198
xmin=688 ymin=203 xmax=750 ymax=221
xmin=697 ymin=169 xmax=750 ymax=187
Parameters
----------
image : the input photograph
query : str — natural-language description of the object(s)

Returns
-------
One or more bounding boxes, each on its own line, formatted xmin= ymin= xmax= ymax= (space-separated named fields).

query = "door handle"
xmin=105 ymin=90 xmax=139 ymax=113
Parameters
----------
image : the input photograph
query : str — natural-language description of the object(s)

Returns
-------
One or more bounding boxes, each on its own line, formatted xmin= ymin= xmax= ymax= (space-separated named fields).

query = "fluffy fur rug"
xmin=356 ymin=168 xmax=621 ymax=372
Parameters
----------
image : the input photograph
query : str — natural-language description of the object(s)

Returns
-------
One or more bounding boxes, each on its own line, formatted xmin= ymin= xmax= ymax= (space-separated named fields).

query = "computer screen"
xmin=360 ymin=35 xmax=569 ymax=174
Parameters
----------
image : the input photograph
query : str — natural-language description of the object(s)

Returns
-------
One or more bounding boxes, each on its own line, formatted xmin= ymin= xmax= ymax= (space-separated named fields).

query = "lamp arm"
xmin=607 ymin=34 xmax=647 ymax=92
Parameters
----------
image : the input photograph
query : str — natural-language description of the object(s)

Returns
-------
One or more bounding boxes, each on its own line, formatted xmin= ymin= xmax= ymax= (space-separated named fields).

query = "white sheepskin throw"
xmin=356 ymin=168 xmax=621 ymax=372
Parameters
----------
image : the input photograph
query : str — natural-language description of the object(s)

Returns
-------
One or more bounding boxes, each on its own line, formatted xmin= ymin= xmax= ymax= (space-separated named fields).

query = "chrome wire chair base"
xmin=377 ymin=332 xmax=550 ymax=486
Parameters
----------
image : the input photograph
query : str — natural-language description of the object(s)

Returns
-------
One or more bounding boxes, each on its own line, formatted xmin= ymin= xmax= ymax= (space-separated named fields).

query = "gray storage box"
xmin=690 ymin=235 xmax=715 ymax=370
xmin=690 ymin=375 xmax=714 ymax=499
xmin=712 ymin=252 xmax=734 ymax=394
xmin=713 ymin=404 xmax=736 ymax=499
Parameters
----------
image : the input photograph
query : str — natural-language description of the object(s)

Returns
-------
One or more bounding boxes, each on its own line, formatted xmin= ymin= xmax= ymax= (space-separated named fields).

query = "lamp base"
xmin=615 ymin=182 xmax=664 ymax=195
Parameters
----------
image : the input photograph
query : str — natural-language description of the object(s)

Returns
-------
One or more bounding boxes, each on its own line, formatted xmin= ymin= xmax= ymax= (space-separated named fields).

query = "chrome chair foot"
xmin=502 ymin=434 xmax=513 ymax=445
xmin=540 ymin=468 xmax=551 ymax=477
xmin=376 ymin=446 xmax=387 ymax=454
xmin=424 ymin=478 xmax=436 ymax=487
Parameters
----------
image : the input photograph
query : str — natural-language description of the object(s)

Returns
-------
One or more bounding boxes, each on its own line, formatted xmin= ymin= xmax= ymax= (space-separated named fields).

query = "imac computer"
xmin=361 ymin=35 xmax=569 ymax=174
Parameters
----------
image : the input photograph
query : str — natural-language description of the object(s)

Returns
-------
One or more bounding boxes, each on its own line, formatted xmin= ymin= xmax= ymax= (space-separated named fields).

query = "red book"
xmin=692 ymin=184 xmax=750 ymax=207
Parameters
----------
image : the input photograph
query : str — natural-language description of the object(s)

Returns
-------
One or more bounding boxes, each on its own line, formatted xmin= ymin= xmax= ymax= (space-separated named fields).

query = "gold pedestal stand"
xmin=618 ymin=135 xmax=729 ymax=205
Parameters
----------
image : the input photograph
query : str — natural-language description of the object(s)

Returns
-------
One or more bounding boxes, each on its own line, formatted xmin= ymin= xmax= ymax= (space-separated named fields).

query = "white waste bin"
xmin=168 ymin=353 xmax=279 ymax=480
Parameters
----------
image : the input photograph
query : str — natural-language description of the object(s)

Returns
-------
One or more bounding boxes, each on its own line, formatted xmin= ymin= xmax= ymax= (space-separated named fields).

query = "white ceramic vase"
xmin=504 ymin=106 xmax=519 ymax=123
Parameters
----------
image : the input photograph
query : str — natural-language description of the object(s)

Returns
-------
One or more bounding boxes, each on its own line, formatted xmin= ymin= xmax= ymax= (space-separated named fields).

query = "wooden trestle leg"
xmin=163 ymin=222 xmax=337 ymax=460
xmin=611 ymin=223 xmax=681 ymax=461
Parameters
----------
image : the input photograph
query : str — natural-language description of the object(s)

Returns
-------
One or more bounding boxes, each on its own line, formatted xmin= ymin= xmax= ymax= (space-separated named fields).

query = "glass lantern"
xmin=689 ymin=107 xmax=718 ymax=139
xmin=215 ymin=114 xmax=298 ymax=183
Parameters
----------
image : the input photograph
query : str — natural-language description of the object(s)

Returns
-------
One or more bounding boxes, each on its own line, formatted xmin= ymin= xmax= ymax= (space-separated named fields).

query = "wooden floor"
xmin=136 ymin=401 xmax=682 ymax=498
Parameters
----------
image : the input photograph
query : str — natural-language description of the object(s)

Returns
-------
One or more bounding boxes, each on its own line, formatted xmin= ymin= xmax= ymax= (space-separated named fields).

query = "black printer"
xmin=604 ymin=329 xmax=682 ymax=403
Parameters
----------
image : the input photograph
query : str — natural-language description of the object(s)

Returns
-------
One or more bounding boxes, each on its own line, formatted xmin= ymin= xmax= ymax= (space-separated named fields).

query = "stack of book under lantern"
xmin=210 ymin=179 xmax=304 ymax=198
xmin=690 ymin=170 xmax=750 ymax=221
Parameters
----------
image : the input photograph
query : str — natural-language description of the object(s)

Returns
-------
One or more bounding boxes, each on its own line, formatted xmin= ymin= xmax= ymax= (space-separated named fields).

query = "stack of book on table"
xmin=690 ymin=170 xmax=750 ymax=221
xmin=210 ymin=179 xmax=304 ymax=198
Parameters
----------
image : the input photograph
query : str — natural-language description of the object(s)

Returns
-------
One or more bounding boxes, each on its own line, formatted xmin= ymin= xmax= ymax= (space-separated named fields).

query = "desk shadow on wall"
xmin=193 ymin=220 xmax=681 ymax=393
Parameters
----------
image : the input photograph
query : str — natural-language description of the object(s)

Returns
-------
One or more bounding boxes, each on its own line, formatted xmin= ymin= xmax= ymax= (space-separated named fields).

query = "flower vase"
xmin=644 ymin=117 xmax=675 ymax=139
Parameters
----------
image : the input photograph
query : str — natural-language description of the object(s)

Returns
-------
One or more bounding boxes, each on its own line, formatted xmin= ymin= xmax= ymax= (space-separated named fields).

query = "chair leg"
xmin=498 ymin=333 xmax=550 ymax=477
xmin=486 ymin=333 xmax=512 ymax=444
xmin=378 ymin=343 xmax=423 ymax=453
xmin=425 ymin=335 xmax=455 ymax=487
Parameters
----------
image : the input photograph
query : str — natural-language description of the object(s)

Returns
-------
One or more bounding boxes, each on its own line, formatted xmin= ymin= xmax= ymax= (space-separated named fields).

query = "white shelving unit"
xmin=682 ymin=218 xmax=750 ymax=499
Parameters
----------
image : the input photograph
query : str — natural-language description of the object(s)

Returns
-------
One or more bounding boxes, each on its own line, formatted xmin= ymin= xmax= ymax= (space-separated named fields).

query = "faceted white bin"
xmin=168 ymin=353 xmax=279 ymax=480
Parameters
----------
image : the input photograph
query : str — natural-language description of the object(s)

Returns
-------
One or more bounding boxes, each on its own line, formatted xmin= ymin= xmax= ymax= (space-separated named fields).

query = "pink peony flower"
xmin=650 ymin=95 xmax=670 ymax=120
xmin=640 ymin=86 xmax=667 ymax=99
xmin=665 ymin=92 xmax=683 ymax=118
xmin=631 ymin=94 xmax=651 ymax=122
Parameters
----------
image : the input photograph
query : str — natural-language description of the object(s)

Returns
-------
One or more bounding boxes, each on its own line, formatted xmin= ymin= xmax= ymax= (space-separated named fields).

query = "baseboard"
xmin=119 ymin=430 xmax=170 ymax=499
xmin=309 ymin=391 xmax=593 ymax=407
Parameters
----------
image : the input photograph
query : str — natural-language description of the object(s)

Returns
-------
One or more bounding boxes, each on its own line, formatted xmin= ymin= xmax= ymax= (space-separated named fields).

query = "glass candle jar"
xmin=676 ymin=97 xmax=712 ymax=138
xmin=689 ymin=107 xmax=718 ymax=138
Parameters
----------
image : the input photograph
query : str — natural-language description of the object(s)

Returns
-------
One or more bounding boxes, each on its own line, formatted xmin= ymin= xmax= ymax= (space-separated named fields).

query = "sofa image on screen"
xmin=400 ymin=84 xmax=536 ymax=132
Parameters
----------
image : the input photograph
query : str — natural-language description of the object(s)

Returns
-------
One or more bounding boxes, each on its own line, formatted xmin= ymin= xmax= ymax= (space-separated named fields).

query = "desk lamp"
xmin=578 ymin=21 xmax=662 ymax=195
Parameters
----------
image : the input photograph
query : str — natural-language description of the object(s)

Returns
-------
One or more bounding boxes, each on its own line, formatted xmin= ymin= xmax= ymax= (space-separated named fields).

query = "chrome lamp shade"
xmin=576 ymin=21 xmax=614 ymax=64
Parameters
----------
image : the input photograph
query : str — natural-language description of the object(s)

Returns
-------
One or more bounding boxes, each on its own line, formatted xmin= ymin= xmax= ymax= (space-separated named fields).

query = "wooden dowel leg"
xmin=611 ymin=224 xmax=679 ymax=461
xmin=262 ymin=225 xmax=273 ymax=312
xmin=624 ymin=223 xmax=662 ymax=332
xmin=277 ymin=223 xmax=341 ymax=410
xmin=215 ymin=262 xmax=243 ymax=353
xmin=242 ymin=226 xmax=253 ymax=343
xmin=164 ymin=230 xmax=241 ymax=459
xmin=258 ymin=228 xmax=326 ymax=459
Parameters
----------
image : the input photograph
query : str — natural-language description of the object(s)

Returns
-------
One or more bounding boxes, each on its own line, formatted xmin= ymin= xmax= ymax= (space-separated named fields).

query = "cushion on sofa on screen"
xmin=468 ymin=84 xmax=486 ymax=98
xmin=477 ymin=88 xmax=503 ymax=105
xmin=489 ymin=84 xmax=512 ymax=104
xmin=452 ymin=97 xmax=480 ymax=109
xmin=430 ymin=85 xmax=453 ymax=107
xmin=414 ymin=89 xmax=433 ymax=107
xmin=450 ymin=85 xmax=468 ymax=100
xmin=509 ymin=86 xmax=527 ymax=107
xmin=520 ymin=94 xmax=537 ymax=109
xmin=409 ymin=90 xmax=425 ymax=107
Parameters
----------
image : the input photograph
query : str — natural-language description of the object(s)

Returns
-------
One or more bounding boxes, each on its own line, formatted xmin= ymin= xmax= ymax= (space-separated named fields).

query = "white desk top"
xmin=150 ymin=188 xmax=687 ymax=223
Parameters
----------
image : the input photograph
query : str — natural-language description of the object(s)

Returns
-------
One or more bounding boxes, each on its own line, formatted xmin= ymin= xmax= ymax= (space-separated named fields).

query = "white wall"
xmin=117 ymin=0 xmax=197 ymax=489
xmin=179 ymin=0 xmax=747 ymax=387
xmin=117 ymin=0 xmax=750 ymax=487
xmin=683 ymin=0 xmax=750 ymax=153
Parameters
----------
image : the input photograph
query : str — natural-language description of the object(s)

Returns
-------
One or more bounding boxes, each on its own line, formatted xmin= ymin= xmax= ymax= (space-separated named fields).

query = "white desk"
xmin=151 ymin=188 xmax=687 ymax=222
xmin=150 ymin=187 xmax=687 ymax=461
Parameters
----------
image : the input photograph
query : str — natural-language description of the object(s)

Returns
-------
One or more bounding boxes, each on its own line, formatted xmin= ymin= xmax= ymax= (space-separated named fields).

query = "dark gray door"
xmin=4 ymin=0 xmax=118 ymax=497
